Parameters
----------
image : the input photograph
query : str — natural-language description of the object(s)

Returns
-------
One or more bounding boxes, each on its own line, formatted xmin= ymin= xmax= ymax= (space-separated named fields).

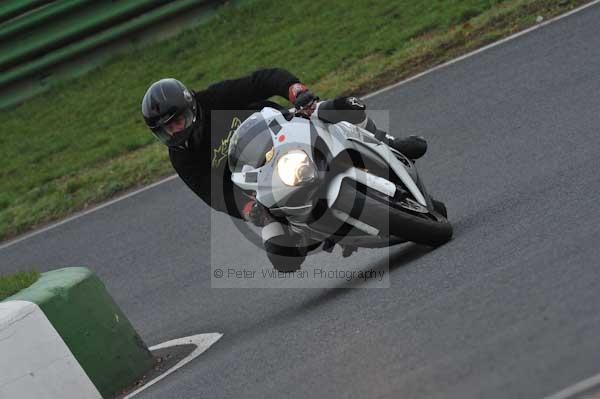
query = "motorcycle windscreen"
xmin=228 ymin=112 xmax=273 ymax=173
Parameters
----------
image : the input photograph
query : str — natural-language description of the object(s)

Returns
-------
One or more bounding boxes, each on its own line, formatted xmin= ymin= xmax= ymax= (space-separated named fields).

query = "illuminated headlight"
xmin=277 ymin=150 xmax=317 ymax=186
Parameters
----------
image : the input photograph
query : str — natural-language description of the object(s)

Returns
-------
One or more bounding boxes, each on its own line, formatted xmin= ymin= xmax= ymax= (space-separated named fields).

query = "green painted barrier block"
xmin=6 ymin=267 xmax=154 ymax=398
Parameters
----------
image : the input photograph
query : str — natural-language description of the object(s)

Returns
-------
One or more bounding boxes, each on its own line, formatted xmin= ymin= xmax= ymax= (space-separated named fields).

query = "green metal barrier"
xmin=0 ymin=0 xmax=228 ymax=109
xmin=0 ymin=0 xmax=53 ymax=25
xmin=0 ymin=0 xmax=92 ymax=43
xmin=0 ymin=0 xmax=171 ymax=71
xmin=0 ymin=0 xmax=203 ymax=88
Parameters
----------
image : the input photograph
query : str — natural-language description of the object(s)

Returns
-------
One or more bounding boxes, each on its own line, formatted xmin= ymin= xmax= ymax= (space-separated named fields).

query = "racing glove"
xmin=288 ymin=83 xmax=318 ymax=117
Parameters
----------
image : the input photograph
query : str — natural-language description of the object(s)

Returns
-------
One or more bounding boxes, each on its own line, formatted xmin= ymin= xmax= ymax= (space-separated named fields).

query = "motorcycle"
xmin=227 ymin=102 xmax=452 ymax=270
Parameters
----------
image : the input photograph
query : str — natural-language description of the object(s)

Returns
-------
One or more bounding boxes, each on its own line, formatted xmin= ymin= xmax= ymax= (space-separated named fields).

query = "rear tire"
xmin=332 ymin=183 xmax=453 ymax=246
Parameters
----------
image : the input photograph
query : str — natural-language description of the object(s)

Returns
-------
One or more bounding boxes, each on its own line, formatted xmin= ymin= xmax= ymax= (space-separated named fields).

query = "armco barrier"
xmin=0 ymin=0 xmax=93 ymax=43
xmin=0 ymin=0 xmax=167 ymax=71
xmin=2 ymin=267 xmax=154 ymax=398
xmin=0 ymin=0 xmax=226 ymax=109
xmin=0 ymin=0 xmax=203 ymax=88
xmin=0 ymin=0 xmax=53 ymax=25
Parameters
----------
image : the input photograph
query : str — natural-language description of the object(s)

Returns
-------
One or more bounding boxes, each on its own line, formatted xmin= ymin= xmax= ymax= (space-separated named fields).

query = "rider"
xmin=141 ymin=68 xmax=430 ymax=270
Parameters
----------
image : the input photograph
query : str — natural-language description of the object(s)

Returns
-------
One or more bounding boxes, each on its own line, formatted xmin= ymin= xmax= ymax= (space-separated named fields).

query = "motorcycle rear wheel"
xmin=332 ymin=183 xmax=453 ymax=247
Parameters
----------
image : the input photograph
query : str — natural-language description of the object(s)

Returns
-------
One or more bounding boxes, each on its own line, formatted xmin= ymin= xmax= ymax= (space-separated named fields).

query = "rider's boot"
xmin=431 ymin=198 xmax=448 ymax=218
xmin=364 ymin=118 xmax=427 ymax=160
xmin=392 ymin=135 xmax=428 ymax=160
xmin=374 ymin=129 xmax=428 ymax=160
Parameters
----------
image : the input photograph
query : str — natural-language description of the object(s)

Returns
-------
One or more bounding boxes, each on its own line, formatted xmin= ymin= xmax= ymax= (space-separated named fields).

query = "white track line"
xmin=123 ymin=333 xmax=223 ymax=399
xmin=1 ymin=0 xmax=599 ymax=251
xmin=543 ymin=372 xmax=600 ymax=399
xmin=0 ymin=175 xmax=177 ymax=251
xmin=362 ymin=0 xmax=600 ymax=100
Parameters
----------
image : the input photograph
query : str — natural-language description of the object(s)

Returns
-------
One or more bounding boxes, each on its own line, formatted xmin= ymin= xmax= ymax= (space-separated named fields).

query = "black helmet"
xmin=141 ymin=78 xmax=200 ymax=147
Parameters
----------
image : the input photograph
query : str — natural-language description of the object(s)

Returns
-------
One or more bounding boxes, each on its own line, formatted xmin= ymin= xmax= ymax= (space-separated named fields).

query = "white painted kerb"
xmin=0 ymin=300 xmax=102 ymax=399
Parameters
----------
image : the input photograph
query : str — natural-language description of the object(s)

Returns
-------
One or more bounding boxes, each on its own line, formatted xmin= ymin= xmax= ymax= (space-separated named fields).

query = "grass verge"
xmin=0 ymin=271 xmax=40 ymax=301
xmin=0 ymin=0 xmax=591 ymax=241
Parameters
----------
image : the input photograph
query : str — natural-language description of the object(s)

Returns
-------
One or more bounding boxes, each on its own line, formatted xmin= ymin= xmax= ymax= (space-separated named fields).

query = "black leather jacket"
xmin=168 ymin=68 xmax=300 ymax=219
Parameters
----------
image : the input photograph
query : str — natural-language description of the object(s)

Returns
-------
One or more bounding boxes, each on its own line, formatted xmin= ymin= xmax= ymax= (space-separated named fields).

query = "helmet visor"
xmin=150 ymin=108 xmax=196 ymax=145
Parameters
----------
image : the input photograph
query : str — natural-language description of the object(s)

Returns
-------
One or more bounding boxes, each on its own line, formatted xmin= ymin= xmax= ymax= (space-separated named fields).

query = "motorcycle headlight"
xmin=277 ymin=150 xmax=317 ymax=186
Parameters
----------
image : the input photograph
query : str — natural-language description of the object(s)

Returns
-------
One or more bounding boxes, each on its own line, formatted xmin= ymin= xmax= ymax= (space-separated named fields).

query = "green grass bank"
xmin=0 ymin=271 xmax=39 ymax=301
xmin=0 ymin=0 xmax=589 ymax=241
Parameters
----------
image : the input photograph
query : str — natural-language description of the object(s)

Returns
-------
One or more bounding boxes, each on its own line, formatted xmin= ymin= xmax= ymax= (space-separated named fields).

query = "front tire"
xmin=332 ymin=183 xmax=453 ymax=246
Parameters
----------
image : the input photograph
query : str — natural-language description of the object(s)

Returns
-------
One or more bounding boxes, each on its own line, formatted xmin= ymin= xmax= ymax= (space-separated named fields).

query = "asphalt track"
xmin=2 ymin=4 xmax=600 ymax=398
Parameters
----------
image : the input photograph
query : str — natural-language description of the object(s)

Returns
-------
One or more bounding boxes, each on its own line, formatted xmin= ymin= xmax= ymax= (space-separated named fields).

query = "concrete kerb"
xmin=0 ymin=267 xmax=154 ymax=399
